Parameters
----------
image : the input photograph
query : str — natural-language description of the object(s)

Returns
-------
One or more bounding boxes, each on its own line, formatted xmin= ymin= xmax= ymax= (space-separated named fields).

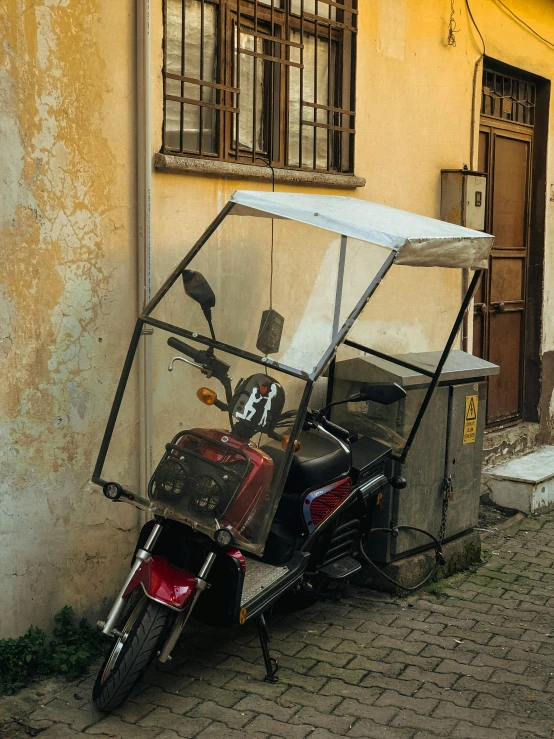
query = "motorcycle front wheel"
xmin=93 ymin=592 xmax=172 ymax=712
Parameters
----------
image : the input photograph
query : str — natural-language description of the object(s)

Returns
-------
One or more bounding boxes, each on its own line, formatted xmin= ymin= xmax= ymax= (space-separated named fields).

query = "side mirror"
xmin=349 ymin=382 xmax=406 ymax=406
xmin=182 ymin=270 xmax=216 ymax=311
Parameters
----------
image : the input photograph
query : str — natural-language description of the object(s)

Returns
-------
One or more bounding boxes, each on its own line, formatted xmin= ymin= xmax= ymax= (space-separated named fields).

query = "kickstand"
xmin=256 ymin=613 xmax=279 ymax=683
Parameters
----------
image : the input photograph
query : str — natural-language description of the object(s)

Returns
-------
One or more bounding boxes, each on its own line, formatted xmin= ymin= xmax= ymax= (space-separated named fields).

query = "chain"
xmin=438 ymin=476 xmax=453 ymax=544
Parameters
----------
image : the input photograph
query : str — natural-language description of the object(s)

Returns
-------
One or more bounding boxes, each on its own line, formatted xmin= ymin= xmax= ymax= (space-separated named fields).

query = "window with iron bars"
xmin=481 ymin=69 xmax=536 ymax=127
xmin=163 ymin=0 xmax=357 ymax=174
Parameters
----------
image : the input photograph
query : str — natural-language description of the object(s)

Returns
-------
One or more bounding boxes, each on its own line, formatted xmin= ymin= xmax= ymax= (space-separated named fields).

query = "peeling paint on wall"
xmin=0 ymin=0 xmax=139 ymax=637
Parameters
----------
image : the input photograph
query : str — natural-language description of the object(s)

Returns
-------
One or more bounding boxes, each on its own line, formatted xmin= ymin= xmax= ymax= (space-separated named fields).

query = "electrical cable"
xmin=260 ymin=62 xmax=277 ymax=388
xmin=494 ymin=0 xmax=554 ymax=50
xmin=262 ymin=51 xmax=276 ymax=374
xmin=260 ymin=158 xmax=275 ymax=320
xmin=267 ymin=23 xmax=276 ymax=313
xmin=259 ymin=156 xmax=275 ymax=387
xmin=270 ymin=175 xmax=274 ymax=310
xmin=260 ymin=157 xmax=275 ymax=315
xmin=465 ymin=0 xmax=486 ymax=55
xmin=359 ymin=543 xmax=441 ymax=592
xmin=359 ymin=525 xmax=445 ymax=592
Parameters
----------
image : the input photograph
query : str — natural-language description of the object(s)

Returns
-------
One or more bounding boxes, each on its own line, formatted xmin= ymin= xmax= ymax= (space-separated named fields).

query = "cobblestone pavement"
xmin=1 ymin=511 xmax=554 ymax=739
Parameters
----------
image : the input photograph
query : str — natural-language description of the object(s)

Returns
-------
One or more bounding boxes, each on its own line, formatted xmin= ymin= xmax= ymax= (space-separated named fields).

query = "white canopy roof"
xmin=229 ymin=191 xmax=494 ymax=269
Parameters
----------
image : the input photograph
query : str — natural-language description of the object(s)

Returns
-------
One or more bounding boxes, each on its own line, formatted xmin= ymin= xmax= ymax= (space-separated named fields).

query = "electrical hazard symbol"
xmin=463 ymin=395 xmax=478 ymax=444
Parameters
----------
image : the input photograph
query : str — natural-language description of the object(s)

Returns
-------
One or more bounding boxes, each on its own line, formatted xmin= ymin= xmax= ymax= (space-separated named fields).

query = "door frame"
xmin=478 ymin=58 xmax=549 ymax=429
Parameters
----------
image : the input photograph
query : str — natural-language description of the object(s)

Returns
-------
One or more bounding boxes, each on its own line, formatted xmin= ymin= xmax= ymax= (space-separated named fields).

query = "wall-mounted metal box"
xmin=331 ymin=351 xmax=499 ymax=563
xmin=441 ymin=169 xmax=487 ymax=231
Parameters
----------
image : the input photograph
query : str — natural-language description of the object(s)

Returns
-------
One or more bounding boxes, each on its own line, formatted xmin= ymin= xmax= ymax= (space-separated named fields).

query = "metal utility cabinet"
xmin=441 ymin=169 xmax=487 ymax=231
xmin=331 ymin=351 xmax=499 ymax=563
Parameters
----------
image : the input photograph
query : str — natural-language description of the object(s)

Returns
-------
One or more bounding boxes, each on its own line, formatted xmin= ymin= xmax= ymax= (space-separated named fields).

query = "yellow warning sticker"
xmin=463 ymin=395 xmax=478 ymax=444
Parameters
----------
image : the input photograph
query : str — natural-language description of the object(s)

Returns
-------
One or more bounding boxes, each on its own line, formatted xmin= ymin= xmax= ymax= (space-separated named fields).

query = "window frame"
xmin=162 ymin=0 xmax=357 ymax=174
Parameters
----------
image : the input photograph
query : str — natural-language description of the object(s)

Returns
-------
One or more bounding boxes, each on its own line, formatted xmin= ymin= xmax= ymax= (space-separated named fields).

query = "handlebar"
xmin=319 ymin=416 xmax=350 ymax=441
xmin=167 ymin=336 xmax=233 ymax=408
xmin=167 ymin=336 xmax=205 ymax=363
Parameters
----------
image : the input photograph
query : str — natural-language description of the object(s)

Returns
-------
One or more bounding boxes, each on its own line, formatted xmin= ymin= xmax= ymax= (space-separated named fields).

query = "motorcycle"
xmin=91 ymin=190 xmax=494 ymax=710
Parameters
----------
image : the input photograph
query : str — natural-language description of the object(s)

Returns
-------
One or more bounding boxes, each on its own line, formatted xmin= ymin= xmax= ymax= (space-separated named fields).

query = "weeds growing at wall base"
xmin=0 ymin=606 xmax=105 ymax=695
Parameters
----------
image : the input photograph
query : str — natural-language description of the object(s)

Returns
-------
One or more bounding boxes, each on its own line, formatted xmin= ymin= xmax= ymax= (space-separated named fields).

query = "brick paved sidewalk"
xmin=1 ymin=511 xmax=553 ymax=739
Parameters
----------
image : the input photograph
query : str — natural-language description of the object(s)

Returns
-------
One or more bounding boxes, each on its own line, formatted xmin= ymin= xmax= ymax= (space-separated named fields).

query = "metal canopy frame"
xmin=92 ymin=198 xmax=487 ymax=516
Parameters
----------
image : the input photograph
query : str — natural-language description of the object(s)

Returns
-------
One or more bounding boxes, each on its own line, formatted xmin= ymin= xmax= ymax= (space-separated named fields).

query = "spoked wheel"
xmin=93 ymin=592 xmax=172 ymax=712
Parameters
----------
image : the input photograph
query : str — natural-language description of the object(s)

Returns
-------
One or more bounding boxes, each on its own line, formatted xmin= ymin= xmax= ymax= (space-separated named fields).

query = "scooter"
xmin=91 ymin=190 xmax=494 ymax=712
xmin=92 ymin=270 xmax=406 ymax=711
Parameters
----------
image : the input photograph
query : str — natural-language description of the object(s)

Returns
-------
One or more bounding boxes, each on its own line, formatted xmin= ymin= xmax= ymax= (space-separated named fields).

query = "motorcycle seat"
xmin=261 ymin=428 xmax=351 ymax=495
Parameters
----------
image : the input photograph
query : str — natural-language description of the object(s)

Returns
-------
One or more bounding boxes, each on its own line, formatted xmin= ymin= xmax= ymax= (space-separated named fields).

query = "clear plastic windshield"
xmin=151 ymin=215 xmax=392 ymax=377
xmin=328 ymin=262 xmax=462 ymax=453
xmin=101 ymin=213 xmax=394 ymax=555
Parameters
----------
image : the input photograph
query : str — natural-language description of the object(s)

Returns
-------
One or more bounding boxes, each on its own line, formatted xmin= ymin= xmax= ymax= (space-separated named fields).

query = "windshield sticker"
xmin=235 ymin=387 xmax=263 ymax=421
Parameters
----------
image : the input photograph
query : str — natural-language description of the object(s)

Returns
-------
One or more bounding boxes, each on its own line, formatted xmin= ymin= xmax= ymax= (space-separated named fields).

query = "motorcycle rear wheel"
xmin=93 ymin=592 xmax=171 ymax=712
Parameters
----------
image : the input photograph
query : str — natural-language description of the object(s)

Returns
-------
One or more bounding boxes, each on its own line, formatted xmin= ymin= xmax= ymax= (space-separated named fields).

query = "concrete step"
xmin=482 ymin=446 xmax=554 ymax=514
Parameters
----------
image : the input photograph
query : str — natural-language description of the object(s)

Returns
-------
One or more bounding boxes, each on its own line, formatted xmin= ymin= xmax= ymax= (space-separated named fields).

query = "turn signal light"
xmin=281 ymin=434 xmax=301 ymax=452
xmin=197 ymin=387 xmax=217 ymax=405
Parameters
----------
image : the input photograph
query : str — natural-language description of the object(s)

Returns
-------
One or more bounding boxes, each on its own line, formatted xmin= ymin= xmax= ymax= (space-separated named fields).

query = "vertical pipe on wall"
xmin=463 ymin=0 xmax=486 ymax=353
xmin=137 ymin=0 xmax=153 ymax=498
xmin=462 ymin=53 xmax=484 ymax=353
xmin=469 ymin=57 xmax=484 ymax=171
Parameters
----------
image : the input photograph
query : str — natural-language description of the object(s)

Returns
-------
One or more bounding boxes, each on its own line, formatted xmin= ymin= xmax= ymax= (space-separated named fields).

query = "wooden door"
xmin=474 ymin=70 xmax=535 ymax=427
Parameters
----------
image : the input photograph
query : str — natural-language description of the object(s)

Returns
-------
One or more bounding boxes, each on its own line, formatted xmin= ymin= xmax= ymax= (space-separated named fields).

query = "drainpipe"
xmin=462 ymin=54 xmax=484 ymax=353
xmin=137 ymin=0 xmax=153 ymax=499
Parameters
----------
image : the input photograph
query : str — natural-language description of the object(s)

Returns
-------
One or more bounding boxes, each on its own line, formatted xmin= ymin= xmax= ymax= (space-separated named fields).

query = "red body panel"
xmin=124 ymin=555 xmax=197 ymax=611
xmin=185 ymin=429 xmax=274 ymax=540
xmin=227 ymin=548 xmax=246 ymax=573
xmin=302 ymin=477 xmax=353 ymax=533
xmin=124 ymin=550 xmax=247 ymax=611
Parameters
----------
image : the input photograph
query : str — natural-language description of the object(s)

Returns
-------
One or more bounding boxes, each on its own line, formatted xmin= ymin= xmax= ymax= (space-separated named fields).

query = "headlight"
xmin=214 ymin=527 xmax=233 ymax=547
xmin=194 ymin=476 xmax=221 ymax=512
xmin=195 ymin=494 xmax=219 ymax=511
xmin=103 ymin=482 xmax=122 ymax=501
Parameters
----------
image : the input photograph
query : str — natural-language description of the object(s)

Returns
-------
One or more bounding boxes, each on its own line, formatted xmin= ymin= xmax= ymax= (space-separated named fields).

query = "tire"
xmin=93 ymin=593 xmax=171 ymax=712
